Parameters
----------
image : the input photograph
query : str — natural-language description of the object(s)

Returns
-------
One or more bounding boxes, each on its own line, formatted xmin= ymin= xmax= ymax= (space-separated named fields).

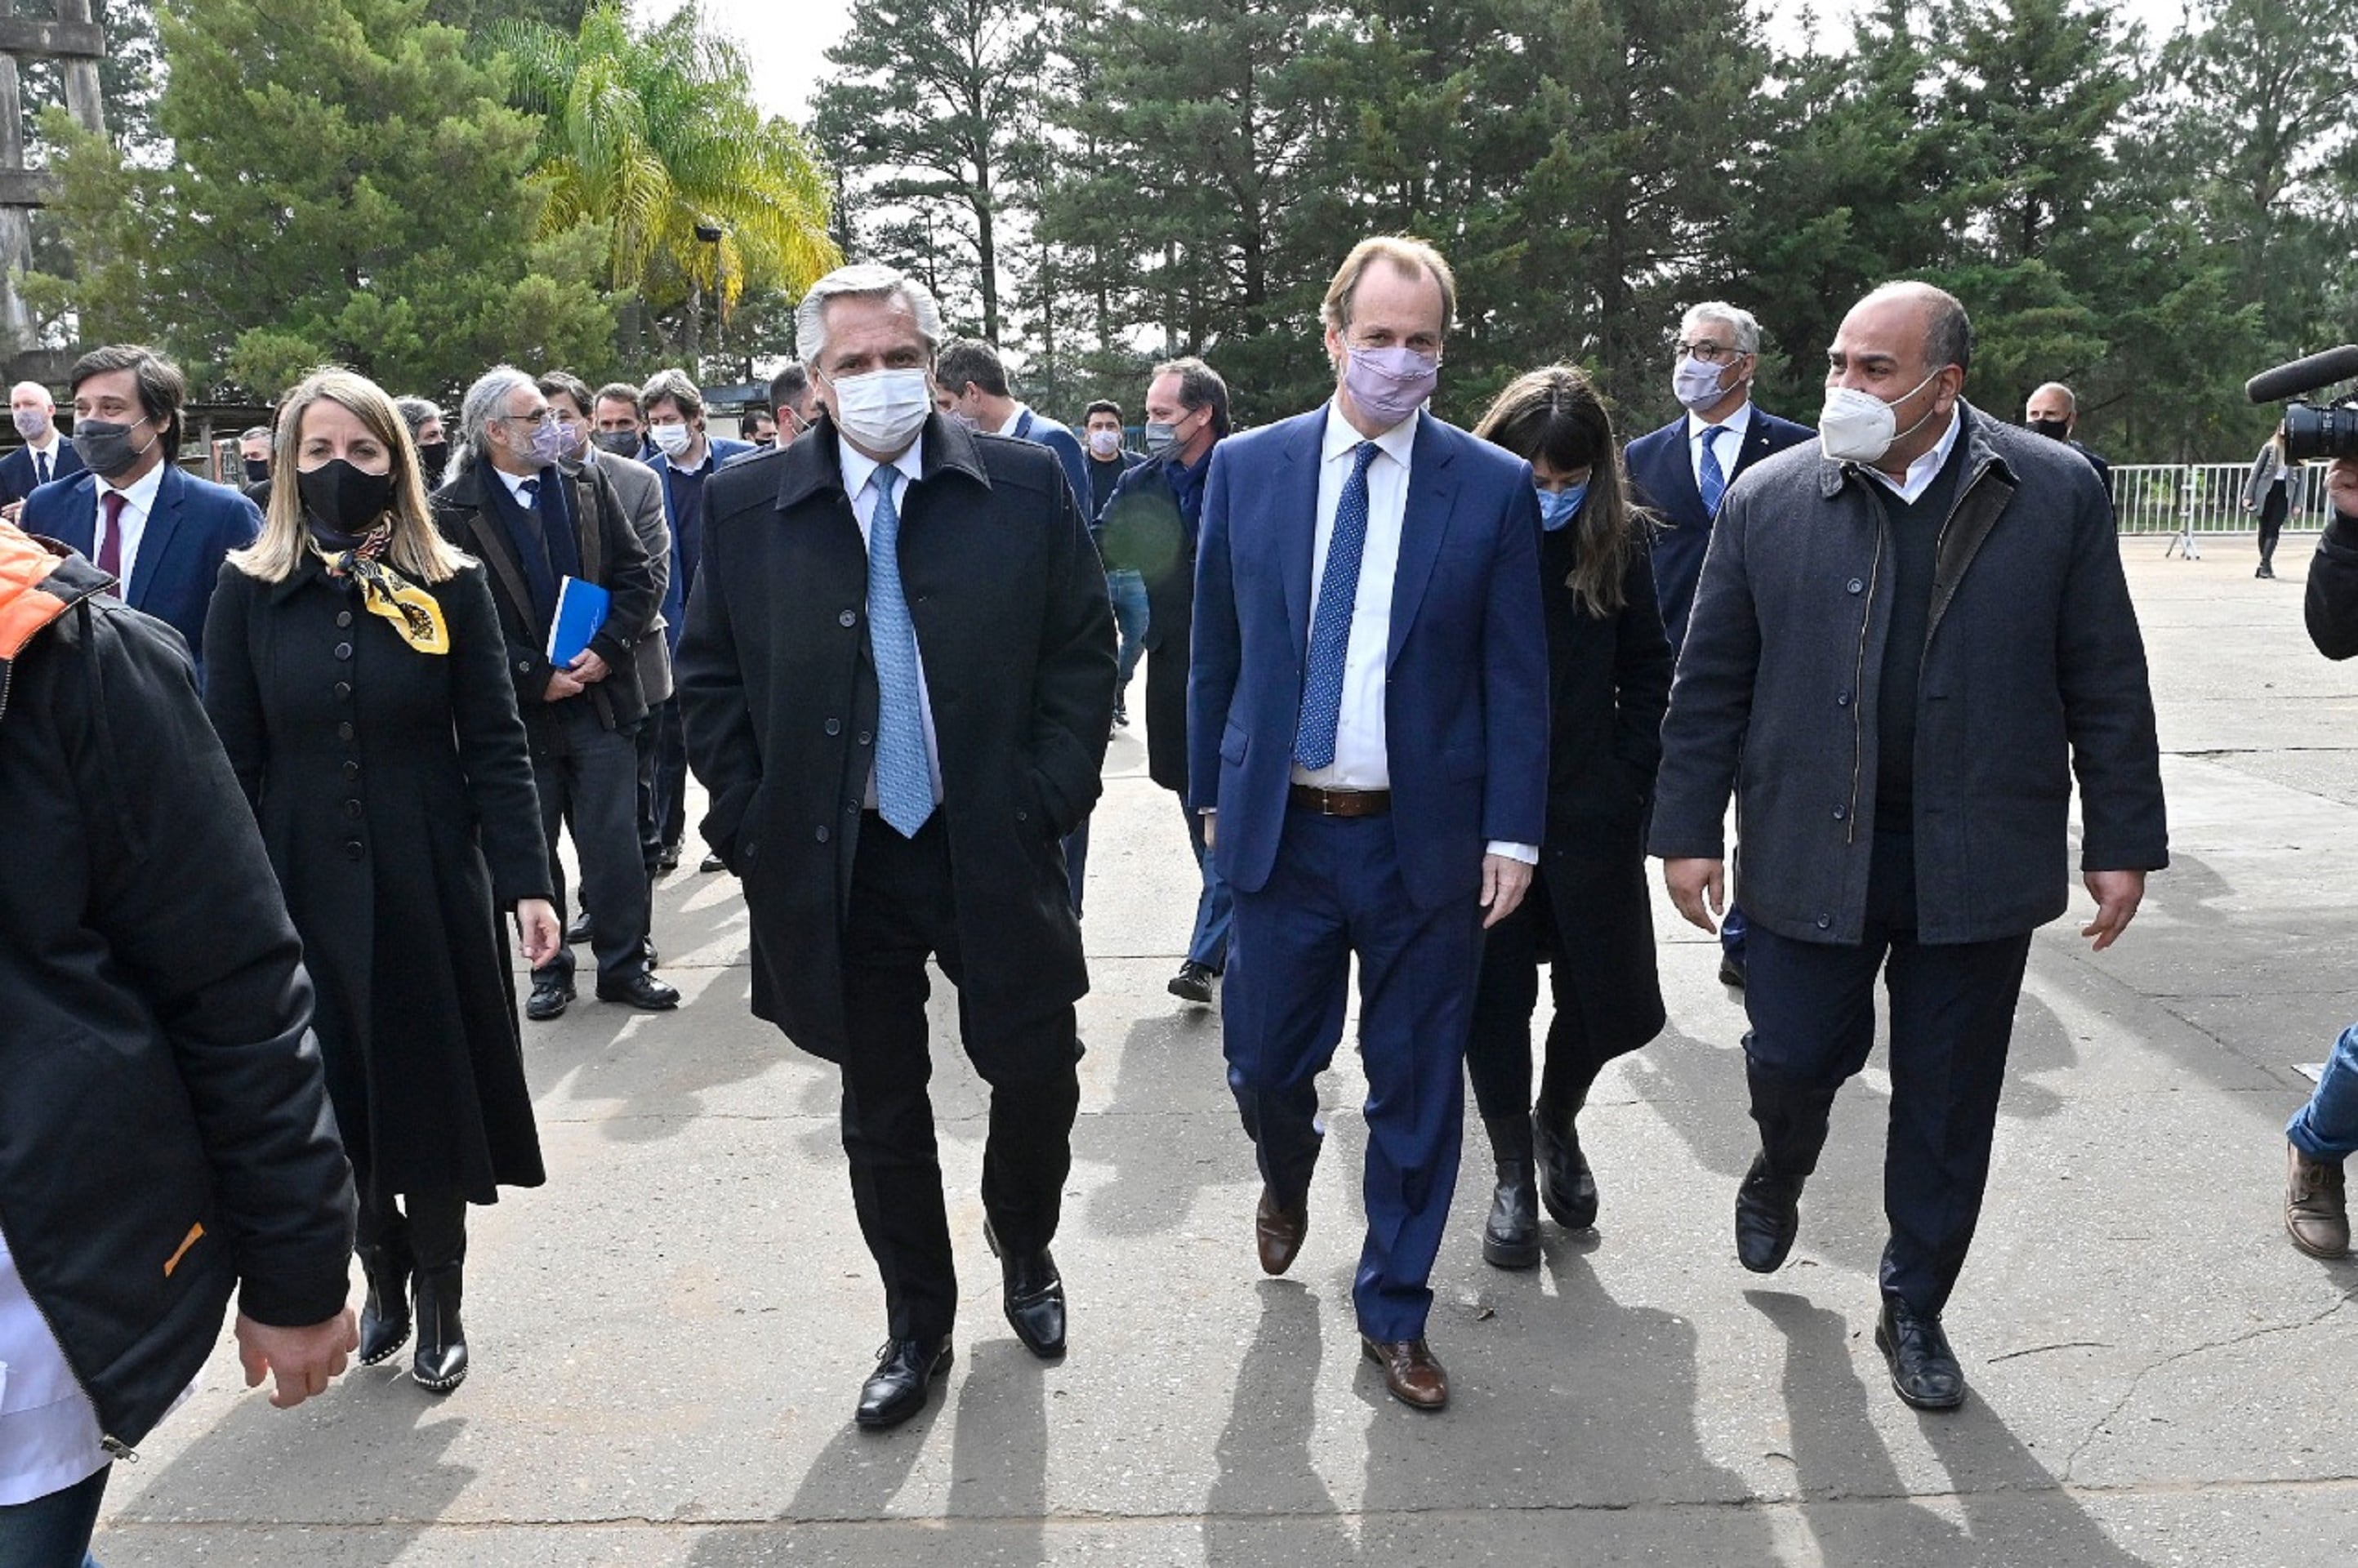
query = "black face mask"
xmin=416 ymin=439 xmax=449 ymax=483
xmin=2027 ymin=416 xmax=2070 ymax=441
xmin=297 ymin=458 xmax=396 ymax=546
xmin=71 ymin=418 xmax=157 ymax=480
xmin=589 ymin=429 xmax=640 ymax=458
xmin=243 ymin=457 xmax=270 ymax=485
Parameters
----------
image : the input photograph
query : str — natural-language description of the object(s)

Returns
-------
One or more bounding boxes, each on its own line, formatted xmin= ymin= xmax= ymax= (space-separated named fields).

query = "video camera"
xmin=2246 ymin=346 xmax=2358 ymax=461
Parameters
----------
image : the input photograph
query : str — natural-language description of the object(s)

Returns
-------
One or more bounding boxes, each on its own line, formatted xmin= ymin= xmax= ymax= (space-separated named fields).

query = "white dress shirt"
xmin=24 ymin=434 xmax=64 ymax=488
xmin=1865 ymin=408 xmax=1963 ymax=505
xmin=0 ymin=1229 xmax=107 ymax=1505
xmin=1687 ymin=400 xmax=1755 ymax=495
xmin=92 ymin=458 xmax=167 ymax=592
xmin=1291 ymin=403 xmax=1535 ymax=863
xmin=493 ymin=464 xmax=542 ymax=508
xmin=839 ymin=436 xmax=944 ymax=808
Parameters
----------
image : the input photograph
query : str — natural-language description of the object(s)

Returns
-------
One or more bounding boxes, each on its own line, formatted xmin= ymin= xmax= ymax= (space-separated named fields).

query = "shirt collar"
xmin=992 ymin=403 xmax=1029 ymax=439
xmin=100 ymin=457 xmax=167 ymax=510
xmin=1322 ymin=399 xmax=1418 ymax=469
xmin=1865 ymin=407 xmax=1963 ymax=501
xmin=493 ymin=464 xmax=544 ymax=505
xmin=25 ymin=431 xmax=59 ymax=457
xmin=837 ymin=434 xmax=923 ymax=501
xmin=1687 ymin=401 xmax=1754 ymax=443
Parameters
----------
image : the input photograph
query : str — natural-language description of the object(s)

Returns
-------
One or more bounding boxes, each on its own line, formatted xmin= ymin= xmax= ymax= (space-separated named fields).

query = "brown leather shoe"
xmin=1255 ymin=1187 xmax=1307 ymax=1276
xmin=2286 ymin=1140 xmax=2350 ymax=1259
xmin=1361 ymin=1334 xmax=1448 ymax=1410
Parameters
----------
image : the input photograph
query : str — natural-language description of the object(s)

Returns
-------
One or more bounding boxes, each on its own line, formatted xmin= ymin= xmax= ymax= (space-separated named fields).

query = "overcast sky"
xmin=707 ymin=0 xmax=2203 ymax=123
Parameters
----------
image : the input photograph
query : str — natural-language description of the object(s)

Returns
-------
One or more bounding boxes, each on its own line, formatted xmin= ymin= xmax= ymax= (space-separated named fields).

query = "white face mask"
xmin=1818 ymin=370 xmax=1941 ymax=465
xmin=1087 ymin=428 xmax=1121 ymax=458
xmin=1672 ymin=354 xmax=1732 ymax=412
xmin=649 ymin=422 xmax=693 ymax=457
xmin=829 ymin=368 xmax=933 ymax=456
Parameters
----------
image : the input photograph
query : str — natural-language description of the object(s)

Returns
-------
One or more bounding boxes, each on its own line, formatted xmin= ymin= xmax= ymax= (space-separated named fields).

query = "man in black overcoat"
xmin=676 ymin=263 xmax=1117 ymax=1432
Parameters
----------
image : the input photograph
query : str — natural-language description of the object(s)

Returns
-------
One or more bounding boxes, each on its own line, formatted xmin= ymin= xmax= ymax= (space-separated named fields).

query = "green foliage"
xmin=34 ymin=0 xmax=615 ymax=401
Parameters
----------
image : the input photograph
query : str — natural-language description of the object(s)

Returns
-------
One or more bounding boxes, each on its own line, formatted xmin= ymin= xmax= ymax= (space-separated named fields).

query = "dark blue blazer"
xmin=1010 ymin=407 xmax=1092 ymax=518
xmin=1188 ymin=408 xmax=1550 ymax=911
xmin=649 ymin=434 xmax=757 ymax=652
xmin=0 ymin=439 xmax=82 ymax=506
xmin=29 ymin=464 xmax=262 ymax=674
xmin=1625 ymin=405 xmax=1813 ymax=653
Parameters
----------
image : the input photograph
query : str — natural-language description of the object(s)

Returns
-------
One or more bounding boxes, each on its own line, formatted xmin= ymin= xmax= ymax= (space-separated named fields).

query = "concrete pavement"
xmin=91 ymin=532 xmax=2358 ymax=1565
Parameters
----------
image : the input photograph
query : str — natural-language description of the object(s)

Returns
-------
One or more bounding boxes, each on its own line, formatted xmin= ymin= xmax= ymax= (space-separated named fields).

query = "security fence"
xmin=2113 ymin=463 xmax=2333 ymax=539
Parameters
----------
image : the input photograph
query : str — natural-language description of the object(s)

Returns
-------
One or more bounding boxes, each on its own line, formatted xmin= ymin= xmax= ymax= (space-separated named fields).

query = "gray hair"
xmin=1682 ymin=301 xmax=1761 ymax=355
xmin=640 ymin=367 xmax=705 ymax=421
xmin=394 ymin=395 xmax=443 ymax=438
xmin=451 ymin=363 xmax=536 ymax=479
xmin=795 ymin=263 xmax=945 ymax=370
xmin=2029 ymin=381 xmax=2077 ymax=413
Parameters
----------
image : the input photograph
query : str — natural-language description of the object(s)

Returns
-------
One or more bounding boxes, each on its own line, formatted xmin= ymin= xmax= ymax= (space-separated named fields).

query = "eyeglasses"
xmin=500 ymin=409 xmax=559 ymax=428
xmin=1674 ymin=341 xmax=1744 ymax=364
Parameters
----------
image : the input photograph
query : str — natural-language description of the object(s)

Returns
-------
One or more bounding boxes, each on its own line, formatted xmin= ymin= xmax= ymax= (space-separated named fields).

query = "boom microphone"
xmin=2244 ymin=345 xmax=2358 ymax=403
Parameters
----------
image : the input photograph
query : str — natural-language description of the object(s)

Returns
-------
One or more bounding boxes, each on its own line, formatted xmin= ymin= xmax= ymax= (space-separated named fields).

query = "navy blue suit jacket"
xmin=29 ymin=464 xmax=262 ymax=675
xmin=649 ymin=434 xmax=757 ymax=652
xmin=1625 ymin=405 xmax=1813 ymax=653
xmin=0 ymin=439 xmax=82 ymax=506
xmin=1188 ymin=408 xmax=1549 ymax=911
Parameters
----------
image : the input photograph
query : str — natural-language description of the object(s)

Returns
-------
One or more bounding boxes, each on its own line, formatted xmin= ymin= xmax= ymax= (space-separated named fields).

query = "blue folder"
xmin=547 ymin=576 xmax=611 ymax=666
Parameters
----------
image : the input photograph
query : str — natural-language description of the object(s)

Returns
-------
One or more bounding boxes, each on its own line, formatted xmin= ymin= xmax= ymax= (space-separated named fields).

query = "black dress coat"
xmin=1530 ymin=526 xmax=1674 ymax=1050
xmin=1098 ymin=450 xmax=1206 ymax=795
xmin=203 ymin=554 xmax=552 ymax=1204
xmin=675 ymin=414 xmax=1117 ymax=1071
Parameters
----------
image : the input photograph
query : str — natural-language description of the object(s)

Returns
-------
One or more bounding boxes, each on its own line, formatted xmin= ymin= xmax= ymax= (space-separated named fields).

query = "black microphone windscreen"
xmin=2246 ymin=345 xmax=2358 ymax=403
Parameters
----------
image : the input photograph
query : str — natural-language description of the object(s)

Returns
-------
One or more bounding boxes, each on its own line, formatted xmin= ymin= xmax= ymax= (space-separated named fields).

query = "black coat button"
xmin=814 ymin=825 xmax=830 ymax=843
xmin=334 ymin=641 xmax=353 ymax=660
xmin=1014 ymin=808 xmax=1029 ymax=822
xmin=337 ymin=721 xmax=354 ymax=741
xmin=1836 ymin=691 xmax=1852 ymax=707
xmin=1845 ymin=578 xmax=1864 ymax=595
xmin=344 ymin=800 xmax=362 ymax=818
xmin=344 ymin=840 xmax=364 ymax=860
xmin=1833 ymin=805 xmax=1847 ymax=821
xmin=824 ymin=718 xmax=841 ymax=736
xmin=516 ymin=659 xmax=532 ymax=673
xmin=1816 ymin=914 xmax=1832 ymax=929
xmin=336 ymin=610 xmax=354 ymax=627
xmin=335 ymin=681 xmax=351 ymax=701
xmin=857 ymin=731 xmax=871 ymax=746
xmin=839 ymin=609 xmax=858 ymax=627
xmin=341 ymin=760 xmax=359 ymax=781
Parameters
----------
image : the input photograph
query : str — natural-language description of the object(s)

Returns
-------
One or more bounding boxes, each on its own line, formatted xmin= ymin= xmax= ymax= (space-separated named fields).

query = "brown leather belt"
xmin=1289 ymin=784 xmax=1392 ymax=817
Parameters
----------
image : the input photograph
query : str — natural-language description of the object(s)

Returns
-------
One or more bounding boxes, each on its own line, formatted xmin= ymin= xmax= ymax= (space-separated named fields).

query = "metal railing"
xmin=2113 ymin=463 xmax=2333 ymax=537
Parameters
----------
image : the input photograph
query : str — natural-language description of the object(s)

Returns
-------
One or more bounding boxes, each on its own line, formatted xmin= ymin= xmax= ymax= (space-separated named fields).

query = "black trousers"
xmin=635 ymin=714 xmax=662 ymax=868
xmin=1741 ymin=833 xmax=2032 ymax=1316
xmin=353 ymin=1178 xmax=467 ymax=1270
xmin=652 ymin=697 xmax=690 ymax=853
xmin=532 ymin=702 xmax=653 ymax=984
xmin=1464 ymin=867 xmax=1618 ymax=1125
xmin=838 ymin=812 xmax=1081 ymax=1342
xmin=2259 ymin=483 xmax=2289 ymax=567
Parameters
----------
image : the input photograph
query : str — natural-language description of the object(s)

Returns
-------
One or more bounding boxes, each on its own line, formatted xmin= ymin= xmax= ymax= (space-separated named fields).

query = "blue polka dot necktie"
xmin=866 ymin=469 xmax=933 ymax=836
xmin=1294 ymin=440 xmax=1380 ymax=771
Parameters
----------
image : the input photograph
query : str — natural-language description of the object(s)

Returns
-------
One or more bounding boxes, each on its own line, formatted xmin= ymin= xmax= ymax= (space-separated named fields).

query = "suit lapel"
xmin=127 ymin=467 xmax=185 ymax=609
xmin=1731 ymin=416 xmax=1777 ymax=481
xmin=1387 ymin=415 xmax=1460 ymax=669
xmin=1276 ymin=415 xmax=1321 ymax=660
xmin=1658 ymin=421 xmax=1706 ymax=521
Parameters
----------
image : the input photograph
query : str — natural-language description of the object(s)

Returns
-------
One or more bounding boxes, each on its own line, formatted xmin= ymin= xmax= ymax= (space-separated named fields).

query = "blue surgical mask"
xmin=1537 ymin=483 xmax=1588 ymax=532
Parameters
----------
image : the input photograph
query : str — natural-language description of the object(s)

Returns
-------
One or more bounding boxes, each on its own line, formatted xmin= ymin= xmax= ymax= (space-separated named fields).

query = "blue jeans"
xmin=1183 ymin=804 xmax=1232 ymax=970
xmin=2289 ymin=1022 xmax=2358 ymax=1161
xmin=1106 ymin=571 xmax=1149 ymax=693
xmin=0 ymin=1464 xmax=108 ymax=1568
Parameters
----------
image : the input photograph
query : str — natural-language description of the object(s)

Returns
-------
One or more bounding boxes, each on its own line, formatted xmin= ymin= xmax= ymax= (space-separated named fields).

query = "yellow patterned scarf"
xmin=311 ymin=523 xmax=448 ymax=654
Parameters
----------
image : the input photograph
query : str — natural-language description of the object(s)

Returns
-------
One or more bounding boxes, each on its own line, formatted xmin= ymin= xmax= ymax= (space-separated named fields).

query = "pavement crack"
xmin=1986 ymin=1339 xmax=2110 ymax=1364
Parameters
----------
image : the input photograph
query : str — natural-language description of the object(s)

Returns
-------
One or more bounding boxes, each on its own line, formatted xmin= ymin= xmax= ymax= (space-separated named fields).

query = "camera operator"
xmin=2287 ymin=455 xmax=2358 ymax=1258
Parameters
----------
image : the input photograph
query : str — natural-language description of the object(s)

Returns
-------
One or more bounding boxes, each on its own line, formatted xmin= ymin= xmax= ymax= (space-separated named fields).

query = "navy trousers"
xmin=1741 ymin=834 xmax=2033 ymax=1316
xmin=1222 ymin=809 xmax=1482 ymax=1342
xmin=0 ymin=1464 xmax=106 ymax=1568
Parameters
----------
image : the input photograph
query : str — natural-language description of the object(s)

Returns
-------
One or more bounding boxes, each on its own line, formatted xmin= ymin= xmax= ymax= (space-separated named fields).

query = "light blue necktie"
xmin=1294 ymin=441 xmax=1380 ymax=771
xmin=1699 ymin=425 xmax=1729 ymax=516
xmin=865 ymin=468 xmax=933 ymax=836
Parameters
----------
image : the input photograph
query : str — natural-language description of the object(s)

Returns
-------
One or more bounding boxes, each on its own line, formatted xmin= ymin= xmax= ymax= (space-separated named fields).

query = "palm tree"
xmin=495 ymin=2 xmax=840 ymax=361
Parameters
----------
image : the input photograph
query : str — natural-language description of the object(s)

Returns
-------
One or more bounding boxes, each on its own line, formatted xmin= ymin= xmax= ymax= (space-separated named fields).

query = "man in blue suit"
xmin=1625 ymin=302 xmax=1813 ymax=988
xmin=0 ymin=381 xmax=83 ymax=516
xmin=27 ymin=344 xmax=260 ymax=680
xmin=1190 ymin=236 xmax=1548 ymax=1411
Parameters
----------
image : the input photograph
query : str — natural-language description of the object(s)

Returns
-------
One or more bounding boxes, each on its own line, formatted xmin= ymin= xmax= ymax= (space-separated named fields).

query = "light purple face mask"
xmin=1342 ymin=345 xmax=1438 ymax=430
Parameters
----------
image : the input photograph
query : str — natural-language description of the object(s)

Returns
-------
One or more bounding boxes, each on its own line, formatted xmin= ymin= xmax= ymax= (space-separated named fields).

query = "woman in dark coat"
xmin=1464 ymin=365 xmax=1674 ymax=1267
xmin=203 ymin=368 xmax=559 ymax=1393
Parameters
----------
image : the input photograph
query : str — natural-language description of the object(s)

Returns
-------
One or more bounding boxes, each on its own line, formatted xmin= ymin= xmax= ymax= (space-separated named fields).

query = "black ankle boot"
xmin=356 ymin=1241 xmax=413 ymax=1366
xmin=1532 ymin=1102 xmax=1598 ymax=1230
xmin=1481 ymin=1115 xmax=1542 ymax=1268
xmin=412 ymin=1264 xmax=468 ymax=1393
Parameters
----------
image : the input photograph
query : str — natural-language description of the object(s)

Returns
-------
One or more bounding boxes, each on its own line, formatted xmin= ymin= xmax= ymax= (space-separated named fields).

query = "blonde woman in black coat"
xmin=203 ymin=368 xmax=560 ymax=1392
xmin=1464 ymin=365 xmax=1674 ymax=1267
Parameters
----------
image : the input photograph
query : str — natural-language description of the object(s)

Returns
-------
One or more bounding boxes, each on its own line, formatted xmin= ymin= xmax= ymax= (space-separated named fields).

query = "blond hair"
xmin=230 ymin=368 xmax=467 ymax=584
xmin=1321 ymin=235 xmax=1457 ymax=337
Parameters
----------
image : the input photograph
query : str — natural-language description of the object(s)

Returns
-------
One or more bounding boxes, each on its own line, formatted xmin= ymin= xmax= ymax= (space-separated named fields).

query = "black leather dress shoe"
xmin=699 ymin=850 xmax=728 ymax=874
xmin=1735 ymin=1153 xmax=1802 ymax=1272
xmin=655 ymin=840 xmax=683 ymax=873
xmin=595 ymin=971 xmax=680 ymax=1009
xmin=525 ymin=976 xmax=575 ymax=1022
xmin=564 ymin=911 xmax=591 ymax=945
xmin=855 ymin=1338 xmax=952 ymax=1430
xmin=1718 ymin=950 xmax=1747 ymax=988
xmin=984 ymin=1220 xmax=1066 ymax=1357
xmin=1876 ymin=1298 xmax=1966 ymax=1410
xmin=1167 ymin=960 xmax=1216 ymax=1005
xmin=1532 ymin=1107 xmax=1598 ymax=1231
